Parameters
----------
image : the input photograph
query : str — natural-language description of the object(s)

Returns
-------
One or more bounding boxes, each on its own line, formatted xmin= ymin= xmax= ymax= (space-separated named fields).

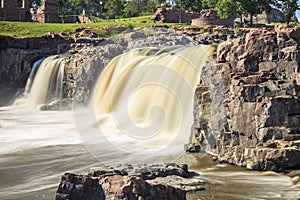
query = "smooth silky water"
xmin=0 ymin=46 xmax=299 ymax=200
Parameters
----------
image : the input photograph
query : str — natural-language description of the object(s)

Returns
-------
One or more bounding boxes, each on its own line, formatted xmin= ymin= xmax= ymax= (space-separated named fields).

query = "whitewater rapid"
xmin=0 ymin=45 xmax=300 ymax=199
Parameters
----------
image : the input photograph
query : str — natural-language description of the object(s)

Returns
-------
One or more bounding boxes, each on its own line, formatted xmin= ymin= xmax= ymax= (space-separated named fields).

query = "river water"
xmin=0 ymin=106 xmax=300 ymax=199
xmin=1 ymin=46 xmax=300 ymax=199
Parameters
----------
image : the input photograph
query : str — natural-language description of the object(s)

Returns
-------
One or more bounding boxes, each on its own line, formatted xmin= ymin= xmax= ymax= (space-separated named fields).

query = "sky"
xmin=297 ymin=1 xmax=300 ymax=21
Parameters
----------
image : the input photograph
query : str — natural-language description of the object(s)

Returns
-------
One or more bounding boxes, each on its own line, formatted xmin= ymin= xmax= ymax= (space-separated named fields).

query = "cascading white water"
xmin=76 ymin=45 xmax=216 ymax=163
xmin=14 ymin=55 xmax=65 ymax=108
xmin=1 ymin=45 xmax=300 ymax=200
xmin=24 ymin=58 xmax=45 ymax=94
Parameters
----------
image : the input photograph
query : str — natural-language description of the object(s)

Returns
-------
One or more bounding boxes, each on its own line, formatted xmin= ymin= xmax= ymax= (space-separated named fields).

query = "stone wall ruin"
xmin=191 ymin=9 xmax=234 ymax=27
xmin=0 ymin=0 xmax=31 ymax=21
xmin=151 ymin=7 xmax=199 ymax=24
xmin=0 ymin=0 xmax=59 ymax=23
xmin=30 ymin=0 xmax=60 ymax=23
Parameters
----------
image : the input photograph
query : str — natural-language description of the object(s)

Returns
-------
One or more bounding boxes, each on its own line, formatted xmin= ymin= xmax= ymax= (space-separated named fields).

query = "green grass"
xmin=270 ymin=21 xmax=300 ymax=27
xmin=0 ymin=15 xmax=178 ymax=38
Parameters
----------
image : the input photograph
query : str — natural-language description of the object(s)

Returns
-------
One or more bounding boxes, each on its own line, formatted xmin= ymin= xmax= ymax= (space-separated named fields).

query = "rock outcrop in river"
xmin=55 ymin=163 xmax=205 ymax=200
xmin=187 ymin=25 xmax=300 ymax=172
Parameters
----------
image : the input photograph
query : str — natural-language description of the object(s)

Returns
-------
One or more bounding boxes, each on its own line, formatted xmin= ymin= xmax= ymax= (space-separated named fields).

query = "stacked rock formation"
xmin=151 ymin=7 xmax=199 ymax=23
xmin=187 ymin=25 xmax=300 ymax=172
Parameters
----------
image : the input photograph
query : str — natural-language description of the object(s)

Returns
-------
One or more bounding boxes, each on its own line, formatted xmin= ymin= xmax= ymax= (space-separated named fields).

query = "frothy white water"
xmin=24 ymin=58 xmax=45 ymax=94
xmin=14 ymin=56 xmax=65 ymax=108
xmin=0 ymin=106 xmax=92 ymax=200
xmin=75 ymin=46 xmax=215 ymax=163
xmin=1 ymin=46 xmax=300 ymax=199
xmin=0 ymin=106 xmax=80 ymax=155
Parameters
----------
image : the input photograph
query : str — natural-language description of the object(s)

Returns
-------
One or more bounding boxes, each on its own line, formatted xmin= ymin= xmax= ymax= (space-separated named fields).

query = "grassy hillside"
xmin=0 ymin=15 xmax=176 ymax=38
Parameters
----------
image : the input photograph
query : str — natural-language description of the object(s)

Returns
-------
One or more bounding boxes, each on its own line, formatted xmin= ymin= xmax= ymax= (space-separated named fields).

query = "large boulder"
xmin=55 ymin=163 xmax=205 ymax=200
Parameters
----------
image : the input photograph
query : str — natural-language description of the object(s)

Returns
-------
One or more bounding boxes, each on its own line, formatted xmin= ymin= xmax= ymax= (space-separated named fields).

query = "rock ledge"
xmin=55 ymin=163 xmax=205 ymax=200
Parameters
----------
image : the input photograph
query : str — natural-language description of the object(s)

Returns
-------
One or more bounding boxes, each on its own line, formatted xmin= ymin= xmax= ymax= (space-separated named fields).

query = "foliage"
xmin=124 ymin=0 xmax=141 ymax=18
xmin=104 ymin=0 xmax=124 ymax=19
xmin=215 ymin=0 xmax=238 ymax=19
xmin=275 ymin=0 xmax=299 ymax=24
xmin=202 ymin=0 xmax=298 ymax=24
xmin=202 ymin=0 xmax=218 ymax=9
xmin=54 ymin=0 xmax=159 ymax=18
xmin=16 ymin=0 xmax=300 ymax=25
xmin=238 ymin=0 xmax=273 ymax=23
xmin=234 ymin=27 xmax=242 ymax=36
xmin=172 ymin=0 xmax=202 ymax=12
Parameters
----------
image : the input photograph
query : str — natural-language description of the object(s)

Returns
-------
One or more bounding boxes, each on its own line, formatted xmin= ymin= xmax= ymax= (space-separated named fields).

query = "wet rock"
xmin=0 ymin=33 xmax=72 ymax=105
xmin=89 ymin=163 xmax=190 ymax=180
xmin=0 ymin=27 xmax=198 ymax=106
xmin=189 ymin=25 xmax=300 ymax=172
xmin=56 ymin=163 xmax=203 ymax=200
xmin=56 ymin=173 xmax=105 ymax=200
xmin=63 ymin=27 xmax=196 ymax=104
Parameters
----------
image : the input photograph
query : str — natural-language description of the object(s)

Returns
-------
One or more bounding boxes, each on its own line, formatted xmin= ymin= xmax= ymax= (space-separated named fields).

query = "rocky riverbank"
xmin=1 ymin=24 xmax=300 ymax=198
xmin=187 ymin=25 xmax=300 ymax=172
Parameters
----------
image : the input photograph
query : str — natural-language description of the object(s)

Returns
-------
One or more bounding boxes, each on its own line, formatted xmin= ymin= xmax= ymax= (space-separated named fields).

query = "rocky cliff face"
xmin=187 ymin=25 xmax=300 ymax=172
xmin=0 ymin=33 xmax=71 ymax=105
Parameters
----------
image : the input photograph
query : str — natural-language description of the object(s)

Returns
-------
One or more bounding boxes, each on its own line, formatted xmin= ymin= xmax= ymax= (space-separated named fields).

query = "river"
xmin=0 ymin=106 xmax=299 ymax=199
xmin=0 ymin=45 xmax=300 ymax=200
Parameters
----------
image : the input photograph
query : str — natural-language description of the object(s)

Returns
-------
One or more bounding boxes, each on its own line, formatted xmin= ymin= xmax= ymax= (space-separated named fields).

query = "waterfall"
xmin=14 ymin=55 xmax=66 ymax=108
xmin=24 ymin=58 xmax=45 ymax=94
xmin=78 ymin=45 xmax=216 ymax=163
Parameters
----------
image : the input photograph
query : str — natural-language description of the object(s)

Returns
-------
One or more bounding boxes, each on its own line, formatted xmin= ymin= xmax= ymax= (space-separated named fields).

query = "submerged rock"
xmin=188 ymin=25 xmax=300 ymax=172
xmin=55 ymin=163 xmax=205 ymax=200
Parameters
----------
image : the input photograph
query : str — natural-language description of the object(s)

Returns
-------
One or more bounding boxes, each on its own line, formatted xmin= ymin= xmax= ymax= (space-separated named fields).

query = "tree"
xmin=104 ymin=0 xmax=124 ymax=18
xmin=200 ymin=0 xmax=276 ymax=24
xmin=275 ymin=0 xmax=299 ymax=23
xmin=180 ymin=0 xmax=202 ymax=12
xmin=215 ymin=0 xmax=238 ymax=18
xmin=124 ymin=0 xmax=140 ymax=17
xmin=236 ymin=0 xmax=273 ymax=24
xmin=201 ymin=0 xmax=218 ymax=9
